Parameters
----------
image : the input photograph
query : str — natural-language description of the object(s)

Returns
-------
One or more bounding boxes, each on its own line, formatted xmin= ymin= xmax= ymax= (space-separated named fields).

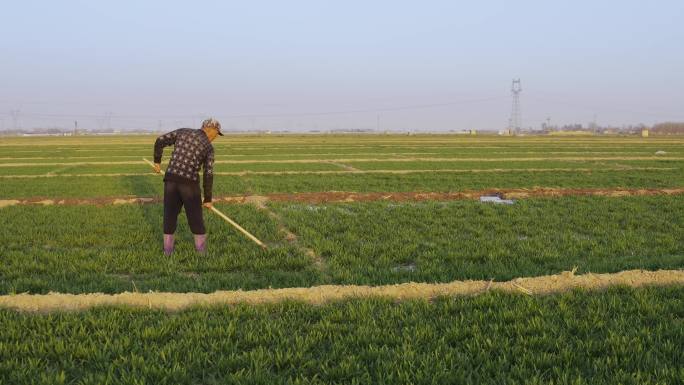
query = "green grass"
xmin=2 ymin=168 xmax=683 ymax=199
xmin=1 ymin=134 xmax=682 ymax=385
xmin=2 ymin=159 xmax=680 ymax=177
xmin=0 ymin=165 xmax=60 ymax=175
xmin=0 ymin=203 xmax=317 ymax=294
xmin=1 ymin=135 xmax=683 ymax=294
xmin=0 ymin=162 xmax=346 ymax=176
xmin=239 ymin=168 xmax=684 ymax=195
xmin=1 ymin=286 xmax=682 ymax=385
xmin=274 ymin=195 xmax=684 ymax=284
xmin=345 ymin=159 xmax=683 ymax=170
xmin=1 ymin=196 xmax=682 ymax=294
xmin=3 ymin=151 xmax=680 ymax=160
xmin=1 ymin=135 xmax=682 ymax=199
xmin=2 ymin=134 xmax=683 ymax=157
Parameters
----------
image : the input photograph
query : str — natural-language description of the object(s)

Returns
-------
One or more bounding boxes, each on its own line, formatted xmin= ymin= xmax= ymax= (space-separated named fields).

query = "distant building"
xmin=548 ymin=130 xmax=594 ymax=136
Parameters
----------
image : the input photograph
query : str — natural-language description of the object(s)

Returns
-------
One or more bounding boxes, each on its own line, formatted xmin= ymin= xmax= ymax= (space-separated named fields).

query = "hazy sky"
xmin=1 ymin=0 xmax=683 ymax=131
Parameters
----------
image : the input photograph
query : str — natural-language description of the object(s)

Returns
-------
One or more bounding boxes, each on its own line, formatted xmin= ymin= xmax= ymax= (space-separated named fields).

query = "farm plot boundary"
xmin=1 ymin=156 xmax=683 ymax=167
xmin=1 ymin=269 xmax=682 ymax=313
xmin=2 ymin=186 xmax=683 ymax=207
xmin=0 ymin=151 xmax=674 ymax=161
xmin=0 ymin=166 xmax=676 ymax=179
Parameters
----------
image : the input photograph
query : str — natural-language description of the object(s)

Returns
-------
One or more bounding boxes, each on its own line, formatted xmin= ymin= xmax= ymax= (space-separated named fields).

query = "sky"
xmin=1 ymin=0 xmax=683 ymax=132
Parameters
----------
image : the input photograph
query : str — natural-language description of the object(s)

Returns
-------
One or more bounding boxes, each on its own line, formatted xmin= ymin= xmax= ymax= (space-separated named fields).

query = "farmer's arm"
xmin=153 ymin=130 xmax=179 ymax=172
xmin=202 ymin=147 xmax=215 ymax=208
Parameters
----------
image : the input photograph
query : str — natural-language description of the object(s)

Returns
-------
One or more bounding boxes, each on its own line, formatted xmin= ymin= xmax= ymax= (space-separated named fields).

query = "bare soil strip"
xmin=0 ymin=152 xmax=444 ymax=160
xmin=220 ymin=187 xmax=684 ymax=204
xmin=1 ymin=269 xmax=681 ymax=313
xmin=1 ymin=156 xmax=683 ymax=167
xmin=327 ymin=161 xmax=361 ymax=171
xmin=1 ymin=151 xmax=665 ymax=161
xmin=0 ymin=166 xmax=676 ymax=179
xmin=2 ymin=187 xmax=683 ymax=208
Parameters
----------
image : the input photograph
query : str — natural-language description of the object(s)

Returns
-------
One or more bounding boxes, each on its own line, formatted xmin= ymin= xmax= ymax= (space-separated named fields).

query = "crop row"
xmin=1 ymin=149 xmax=682 ymax=162
xmin=1 ymin=133 xmax=682 ymax=144
xmin=2 ymin=167 xmax=683 ymax=199
xmin=0 ymin=161 xmax=348 ymax=176
xmin=275 ymin=195 xmax=684 ymax=284
xmin=2 ymin=148 xmax=682 ymax=162
xmin=1 ymin=135 xmax=682 ymax=152
xmin=0 ymin=159 xmax=680 ymax=178
xmin=1 ymin=195 xmax=682 ymax=294
xmin=0 ymin=203 xmax=315 ymax=294
xmin=1 ymin=286 xmax=682 ymax=384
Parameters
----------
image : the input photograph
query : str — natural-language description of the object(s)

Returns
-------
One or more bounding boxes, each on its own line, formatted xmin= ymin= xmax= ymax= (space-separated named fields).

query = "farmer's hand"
xmin=153 ymin=163 xmax=161 ymax=174
xmin=203 ymin=202 xmax=213 ymax=209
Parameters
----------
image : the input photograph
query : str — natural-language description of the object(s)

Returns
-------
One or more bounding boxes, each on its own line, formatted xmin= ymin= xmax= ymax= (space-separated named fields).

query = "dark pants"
xmin=163 ymin=181 xmax=206 ymax=235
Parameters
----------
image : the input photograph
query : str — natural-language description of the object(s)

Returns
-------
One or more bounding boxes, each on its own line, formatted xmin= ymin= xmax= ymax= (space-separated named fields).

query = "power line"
xmin=525 ymin=95 xmax=684 ymax=121
xmin=0 ymin=96 xmax=507 ymax=121
xmin=216 ymin=96 xmax=508 ymax=118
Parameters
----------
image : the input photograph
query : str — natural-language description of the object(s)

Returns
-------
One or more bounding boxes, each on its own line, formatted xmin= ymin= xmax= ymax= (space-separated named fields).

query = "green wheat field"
xmin=1 ymin=134 xmax=683 ymax=384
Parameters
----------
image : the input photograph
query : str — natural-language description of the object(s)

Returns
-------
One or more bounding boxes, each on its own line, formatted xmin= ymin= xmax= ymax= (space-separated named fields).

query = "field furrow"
xmin=1 ymin=155 xmax=683 ymax=167
xmin=2 ymin=186 xmax=684 ymax=207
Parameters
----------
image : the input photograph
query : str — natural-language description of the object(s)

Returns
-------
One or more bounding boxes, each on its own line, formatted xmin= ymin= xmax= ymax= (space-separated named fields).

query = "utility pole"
xmin=508 ymin=79 xmax=522 ymax=135
xmin=10 ymin=109 xmax=20 ymax=130
xmin=96 ymin=112 xmax=113 ymax=131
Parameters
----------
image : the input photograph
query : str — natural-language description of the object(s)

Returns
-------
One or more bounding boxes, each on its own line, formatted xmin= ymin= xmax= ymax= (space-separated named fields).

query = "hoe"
xmin=143 ymin=158 xmax=267 ymax=249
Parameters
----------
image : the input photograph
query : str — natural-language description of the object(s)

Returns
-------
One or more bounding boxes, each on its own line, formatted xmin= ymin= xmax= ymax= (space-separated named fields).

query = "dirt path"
xmin=2 ymin=187 xmax=684 ymax=208
xmin=0 ymin=166 xmax=676 ymax=179
xmin=220 ymin=187 xmax=684 ymax=204
xmin=1 ymin=156 xmax=682 ymax=167
xmin=326 ymin=161 xmax=361 ymax=171
xmin=0 ymin=152 xmax=445 ymax=160
xmin=1 ymin=269 xmax=681 ymax=313
xmin=0 ymin=150 xmax=671 ymax=161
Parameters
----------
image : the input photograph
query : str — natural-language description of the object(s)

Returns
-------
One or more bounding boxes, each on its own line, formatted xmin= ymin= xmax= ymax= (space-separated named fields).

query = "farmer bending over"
xmin=153 ymin=118 xmax=223 ymax=255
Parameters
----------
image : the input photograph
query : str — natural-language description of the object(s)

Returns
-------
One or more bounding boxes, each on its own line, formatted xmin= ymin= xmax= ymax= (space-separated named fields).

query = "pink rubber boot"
xmin=163 ymin=234 xmax=174 ymax=256
xmin=194 ymin=234 xmax=207 ymax=254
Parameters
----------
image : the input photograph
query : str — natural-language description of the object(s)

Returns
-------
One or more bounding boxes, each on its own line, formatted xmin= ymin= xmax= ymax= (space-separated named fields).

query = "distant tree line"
xmin=652 ymin=122 xmax=684 ymax=134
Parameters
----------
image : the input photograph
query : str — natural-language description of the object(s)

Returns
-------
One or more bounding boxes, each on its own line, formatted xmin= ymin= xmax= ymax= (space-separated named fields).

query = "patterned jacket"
xmin=153 ymin=128 xmax=215 ymax=202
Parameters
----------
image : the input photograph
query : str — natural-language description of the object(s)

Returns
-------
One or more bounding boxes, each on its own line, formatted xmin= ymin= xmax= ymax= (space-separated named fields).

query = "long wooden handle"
xmin=142 ymin=158 xmax=267 ymax=249
xmin=142 ymin=158 xmax=162 ymax=173
xmin=209 ymin=206 xmax=267 ymax=249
